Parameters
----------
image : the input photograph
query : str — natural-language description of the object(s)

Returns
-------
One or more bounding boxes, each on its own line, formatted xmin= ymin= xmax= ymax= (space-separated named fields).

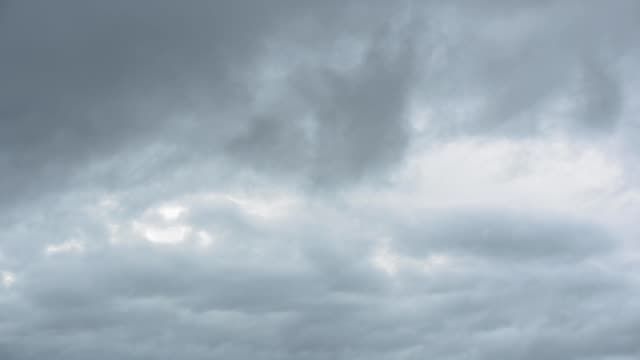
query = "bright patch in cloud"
xmin=371 ymin=242 xmax=399 ymax=275
xmin=353 ymin=137 xmax=628 ymax=229
xmin=156 ymin=204 xmax=188 ymax=221
xmin=1 ymin=271 xmax=16 ymax=288
xmin=45 ymin=240 xmax=85 ymax=255
xmin=196 ymin=230 xmax=215 ymax=248
xmin=132 ymin=221 xmax=192 ymax=245
xmin=371 ymin=242 xmax=453 ymax=276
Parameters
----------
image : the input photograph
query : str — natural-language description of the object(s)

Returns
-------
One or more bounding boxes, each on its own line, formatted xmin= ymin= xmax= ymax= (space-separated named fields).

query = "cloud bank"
xmin=2 ymin=1 xmax=640 ymax=359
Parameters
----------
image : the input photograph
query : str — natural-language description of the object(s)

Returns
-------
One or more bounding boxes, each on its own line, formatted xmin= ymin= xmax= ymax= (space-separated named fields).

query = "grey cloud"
xmin=576 ymin=56 xmax=622 ymax=132
xmin=2 ymin=218 xmax=639 ymax=359
xmin=393 ymin=210 xmax=615 ymax=262
xmin=419 ymin=0 xmax=639 ymax=137
xmin=3 ymin=1 xmax=640 ymax=359
xmin=1 ymin=0 xmax=265 ymax=204
xmin=2 ymin=0 xmax=640 ymax=207
xmin=2 ymin=188 xmax=639 ymax=360
xmin=227 ymin=28 xmax=416 ymax=185
xmin=0 ymin=0 xmax=412 ymax=209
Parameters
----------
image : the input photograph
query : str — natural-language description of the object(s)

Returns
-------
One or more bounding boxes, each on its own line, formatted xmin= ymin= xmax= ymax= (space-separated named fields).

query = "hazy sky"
xmin=2 ymin=1 xmax=640 ymax=359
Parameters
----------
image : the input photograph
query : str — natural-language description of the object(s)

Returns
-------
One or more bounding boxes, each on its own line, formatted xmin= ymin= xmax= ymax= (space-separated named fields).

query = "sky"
xmin=2 ymin=1 xmax=640 ymax=359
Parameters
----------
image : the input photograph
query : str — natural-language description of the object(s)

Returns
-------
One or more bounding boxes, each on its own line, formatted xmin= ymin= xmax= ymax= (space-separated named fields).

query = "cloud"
xmin=227 ymin=27 xmax=416 ymax=185
xmin=2 ymin=194 xmax=639 ymax=359
xmin=3 ymin=1 xmax=640 ymax=359
xmin=393 ymin=210 xmax=616 ymax=263
xmin=0 ymin=0 xmax=414 ymax=209
xmin=416 ymin=0 xmax=638 ymax=137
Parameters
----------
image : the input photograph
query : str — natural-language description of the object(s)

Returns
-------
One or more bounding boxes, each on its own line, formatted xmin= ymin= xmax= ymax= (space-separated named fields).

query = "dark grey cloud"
xmin=228 ymin=26 xmax=416 ymax=185
xmin=2 ymin=1 xmax=640 ymax=359
xmin=1 ymin=0 xmax=639 ymax=205
xmin=0 ymin=0 xmax=412 ymax=208
xmin=1 ymin=0 xmax=283 ymax=204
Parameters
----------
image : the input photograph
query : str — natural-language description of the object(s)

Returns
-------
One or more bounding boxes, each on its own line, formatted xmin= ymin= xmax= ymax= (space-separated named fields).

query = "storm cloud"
xmin=2 ymin=1 xmax=640 ymax=359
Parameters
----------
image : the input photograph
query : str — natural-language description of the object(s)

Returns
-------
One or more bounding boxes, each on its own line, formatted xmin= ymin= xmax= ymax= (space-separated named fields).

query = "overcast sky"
xmin=2 ymin=1 xmax=640 ymax=359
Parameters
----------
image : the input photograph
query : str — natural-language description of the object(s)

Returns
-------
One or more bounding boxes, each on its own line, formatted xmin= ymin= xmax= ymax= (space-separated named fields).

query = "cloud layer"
xmin=2 ymin=1 xmax=640 ymax=359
